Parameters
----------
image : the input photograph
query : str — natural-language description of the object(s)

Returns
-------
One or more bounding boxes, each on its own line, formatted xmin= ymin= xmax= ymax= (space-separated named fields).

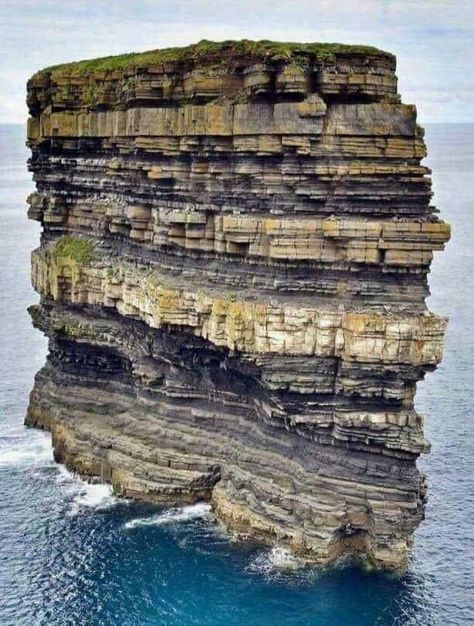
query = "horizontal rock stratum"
xmin=25 ymin=39 xmax=450 ymax=569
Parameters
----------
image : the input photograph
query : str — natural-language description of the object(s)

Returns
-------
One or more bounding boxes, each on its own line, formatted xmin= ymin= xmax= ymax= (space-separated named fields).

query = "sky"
xmin=0 ymin=0 xmax=472 ymax=124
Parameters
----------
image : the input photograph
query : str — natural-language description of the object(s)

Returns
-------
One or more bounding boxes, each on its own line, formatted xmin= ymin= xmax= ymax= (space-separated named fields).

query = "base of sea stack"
xmin=25 ymin=308 xmax=424 ymax=571
xmin=25 ymin=403 xmax=414 ymax=571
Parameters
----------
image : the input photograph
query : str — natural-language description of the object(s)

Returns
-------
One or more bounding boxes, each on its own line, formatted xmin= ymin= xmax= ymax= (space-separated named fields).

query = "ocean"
xmin=0 ymin=123 xmax=472 ymax=626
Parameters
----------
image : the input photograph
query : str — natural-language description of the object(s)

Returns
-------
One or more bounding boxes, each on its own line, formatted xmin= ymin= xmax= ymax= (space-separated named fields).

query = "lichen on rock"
xmin=25 ymin=39 xmax=449 ymax=570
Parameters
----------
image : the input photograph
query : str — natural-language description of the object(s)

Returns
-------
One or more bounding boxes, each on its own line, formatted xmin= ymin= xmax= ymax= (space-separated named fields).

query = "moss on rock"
xmin=53 ymin=236 xmax=95 ymax=264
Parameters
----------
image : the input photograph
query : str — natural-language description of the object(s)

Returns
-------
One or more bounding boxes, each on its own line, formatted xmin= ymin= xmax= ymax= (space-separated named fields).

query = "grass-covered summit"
xmin=33 ymin=39 xmax=392 ymax=79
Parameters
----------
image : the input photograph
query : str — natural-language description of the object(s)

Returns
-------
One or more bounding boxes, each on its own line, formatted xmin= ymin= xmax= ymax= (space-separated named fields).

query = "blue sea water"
xmin=0 ymin=123 xmax=472 ymax=626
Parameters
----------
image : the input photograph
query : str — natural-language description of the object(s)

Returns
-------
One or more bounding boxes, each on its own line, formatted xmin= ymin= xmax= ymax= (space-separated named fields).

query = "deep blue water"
xmin=0 ymin=124 xmax=472 ymax=625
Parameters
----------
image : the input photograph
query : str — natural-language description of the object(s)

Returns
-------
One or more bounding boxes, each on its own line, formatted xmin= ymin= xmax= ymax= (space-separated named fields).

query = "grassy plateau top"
xmin=32 ymin=39 xmax=394 ymax=79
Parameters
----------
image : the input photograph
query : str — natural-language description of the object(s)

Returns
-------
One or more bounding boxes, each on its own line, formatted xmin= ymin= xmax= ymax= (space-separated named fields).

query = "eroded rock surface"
xmin=25 ymin=40 xmax=450 ymax=569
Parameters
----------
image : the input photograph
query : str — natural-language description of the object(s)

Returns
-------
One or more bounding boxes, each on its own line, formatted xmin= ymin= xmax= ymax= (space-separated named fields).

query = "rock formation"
xmin=25 ymin=40 xmax=450 ymax=569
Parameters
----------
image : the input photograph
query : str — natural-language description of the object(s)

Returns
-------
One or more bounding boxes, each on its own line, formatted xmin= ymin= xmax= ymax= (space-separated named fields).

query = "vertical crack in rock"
xmin=24 ymin=40 xmax=450 ymax=569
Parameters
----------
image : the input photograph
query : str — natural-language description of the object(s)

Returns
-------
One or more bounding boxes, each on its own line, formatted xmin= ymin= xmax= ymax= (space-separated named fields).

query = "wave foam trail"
xmin=125 ymin=503 xmax=212 ymax=529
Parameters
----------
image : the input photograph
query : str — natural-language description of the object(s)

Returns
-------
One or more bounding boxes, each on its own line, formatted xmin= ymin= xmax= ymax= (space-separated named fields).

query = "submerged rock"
xmin=25 ymin=39 xmax=450 ymax=570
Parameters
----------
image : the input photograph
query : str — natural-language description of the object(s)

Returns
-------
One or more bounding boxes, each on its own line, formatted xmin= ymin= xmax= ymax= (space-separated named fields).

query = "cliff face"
xmin=25 ymin=40 xmax=450 ymax=569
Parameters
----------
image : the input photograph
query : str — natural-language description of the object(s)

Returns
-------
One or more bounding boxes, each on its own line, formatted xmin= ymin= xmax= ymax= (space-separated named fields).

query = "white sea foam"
xmin=68 ymin=482 xmax=118 ymax=515
xmin=269 ymin=547 xmax=303 ymax=570
xmin=248 ymin=546 xmax=303 ymax=574
xmin=0 ymin=431 xmax=53 ymax=467
xmin=124 ymin=503 xmax=212 ymax=529
xmin=54 ymin=465 xmax=120 ymax=515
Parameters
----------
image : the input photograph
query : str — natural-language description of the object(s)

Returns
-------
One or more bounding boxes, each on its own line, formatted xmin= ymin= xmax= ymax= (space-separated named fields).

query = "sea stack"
xmin=25 ymin=40 xmax=450 ymax=569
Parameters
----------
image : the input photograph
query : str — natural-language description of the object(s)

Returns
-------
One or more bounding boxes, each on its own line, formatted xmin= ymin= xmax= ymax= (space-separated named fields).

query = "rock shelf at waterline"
xmin=25 ymin=39 xmax=450 ymax=570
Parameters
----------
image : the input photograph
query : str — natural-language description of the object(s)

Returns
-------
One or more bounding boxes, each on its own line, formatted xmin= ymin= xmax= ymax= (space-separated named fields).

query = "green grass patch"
xmin=32 ymin=39 xmax=391 ymax=79
xmin=53 ymin=236 xmax=95 ymax=264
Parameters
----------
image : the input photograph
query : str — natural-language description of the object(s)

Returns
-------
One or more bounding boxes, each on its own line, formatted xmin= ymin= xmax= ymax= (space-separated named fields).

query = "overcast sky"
xmin=0 ymin=0 xmax=472 ymax=124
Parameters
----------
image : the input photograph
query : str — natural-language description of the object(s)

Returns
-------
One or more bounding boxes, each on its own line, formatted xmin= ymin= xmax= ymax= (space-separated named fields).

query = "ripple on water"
xmin=0 ymin=430 xmax=53 ymax=468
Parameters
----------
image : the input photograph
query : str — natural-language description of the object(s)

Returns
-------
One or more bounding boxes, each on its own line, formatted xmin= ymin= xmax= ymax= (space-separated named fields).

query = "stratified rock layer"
xmin=25 ymin=40 xmax=450 ymax=569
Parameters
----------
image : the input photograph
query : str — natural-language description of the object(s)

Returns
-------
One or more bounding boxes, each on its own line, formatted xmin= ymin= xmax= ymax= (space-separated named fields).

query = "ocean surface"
xmin=0 ymin=123 xmax=472 ymax=626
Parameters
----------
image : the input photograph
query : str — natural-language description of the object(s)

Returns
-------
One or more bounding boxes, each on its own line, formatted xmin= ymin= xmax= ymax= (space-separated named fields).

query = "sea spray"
xmin=54 ymin=465 xmax=121 ymax=515
xmin=248 ymin=546 xmax=304 ymax=575
xmin=125 ymin=503 xmax=212 ymax=529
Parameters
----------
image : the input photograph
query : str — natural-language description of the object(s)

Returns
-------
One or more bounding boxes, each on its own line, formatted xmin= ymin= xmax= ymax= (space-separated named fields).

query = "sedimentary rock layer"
xmin=25 ymin=40 xmax=449 ymax=569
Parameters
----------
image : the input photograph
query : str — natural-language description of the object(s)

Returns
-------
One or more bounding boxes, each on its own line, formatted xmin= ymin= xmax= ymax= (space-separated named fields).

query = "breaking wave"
xmin=248 ymin=546 xmax=305 ymax=575
xmin=124 ymin=503 xmax=212 ymax=529
xmin=55 ymin=465 xmax=121 ymax=515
